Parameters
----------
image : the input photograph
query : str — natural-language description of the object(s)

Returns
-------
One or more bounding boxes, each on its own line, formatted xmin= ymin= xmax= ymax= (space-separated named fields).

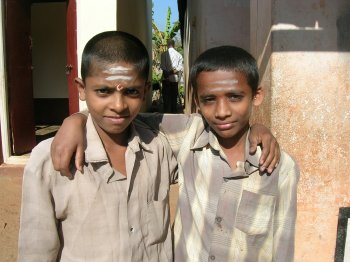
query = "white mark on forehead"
xmin=103 ymin=66 xmax=131 ymax=74
xmin=105 ymin=75 xmax=133 ymax=81
xmin=212 ymin=79 xmax=238 ymax=85
xmin=103 ymin=66 xmax=134 ymax=82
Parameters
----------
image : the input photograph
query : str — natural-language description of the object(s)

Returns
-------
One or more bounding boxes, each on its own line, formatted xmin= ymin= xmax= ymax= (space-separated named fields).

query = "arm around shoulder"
xmin=51 ymin=110 xmax=88 ymax=177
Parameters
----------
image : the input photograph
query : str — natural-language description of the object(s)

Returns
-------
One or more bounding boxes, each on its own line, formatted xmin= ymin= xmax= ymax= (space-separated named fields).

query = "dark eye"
xmin=124 ymin=88 xmax=140 ymax=97
xmin=95 ymin=88 xmax=113 ymax=96
xmin=200 ymin=96 xmax=216 ymax=104
xmin=228 ymin=94 xmax=243 ymax=101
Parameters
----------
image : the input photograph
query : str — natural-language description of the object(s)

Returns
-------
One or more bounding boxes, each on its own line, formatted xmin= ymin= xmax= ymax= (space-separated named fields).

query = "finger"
xmin=60 ymin=166 xmax=73 ymax=179
xmin=58 ymin=150 xmax=74 ymax=178
xmin=272 ymin=144 xmax=281 ymax=169
xmin=75 ymin=145 xmax=85 ymax=173
xmin=267 ymin=155 xmax=278 ymax=173
xmin=264 ymin=142 xmax=276 ymax=173
xmin=249 ymin=138 xmax=259 ymax=155
xmin=267 ymin=142 xmax=281 ymax=173
xmin=259 ymin=139 xmax=271 ymax=171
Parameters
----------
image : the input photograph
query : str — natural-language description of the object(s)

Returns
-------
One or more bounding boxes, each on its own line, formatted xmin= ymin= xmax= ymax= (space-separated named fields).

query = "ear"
xmin=75 ymin=77 xmax=86 ymax=101
xmin=143 ymin=81 xmax=151 ymax=101
xmin=253 ymin=86 xmax=264 ymax=106
xmin=193 ymin=92 xmax=201 ymax=112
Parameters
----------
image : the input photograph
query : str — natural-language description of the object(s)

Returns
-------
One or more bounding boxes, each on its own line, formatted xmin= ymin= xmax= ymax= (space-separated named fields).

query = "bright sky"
xmin=153 ymin=0 xmax=179 ymax=31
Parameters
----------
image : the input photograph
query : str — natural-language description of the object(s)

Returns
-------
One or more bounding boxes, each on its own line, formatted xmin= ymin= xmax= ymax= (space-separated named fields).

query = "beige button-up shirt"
xmin=18 ymin=115 xmax=177 ymax=262
xmin=138 ymin=113 xmax=300 ymax=262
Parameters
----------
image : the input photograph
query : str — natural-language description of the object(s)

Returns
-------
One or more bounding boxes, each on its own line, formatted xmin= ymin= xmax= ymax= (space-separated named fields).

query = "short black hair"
xmin=190 ymin=46 xmax=259 ymax=94
xmin=167 ymin=39 xmax=175 ymax=47
xmin=81 ymin=31 xmax=149 ymax=81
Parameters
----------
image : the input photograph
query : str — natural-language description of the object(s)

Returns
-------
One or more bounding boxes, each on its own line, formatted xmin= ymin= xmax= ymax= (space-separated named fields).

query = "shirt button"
xmin=210 ymin=255 xmax=215 ymax=260
xmin=215 ymin=216 xmax=222 ymax=223
xmin=130 ymin=227 xmax=134 ymax=233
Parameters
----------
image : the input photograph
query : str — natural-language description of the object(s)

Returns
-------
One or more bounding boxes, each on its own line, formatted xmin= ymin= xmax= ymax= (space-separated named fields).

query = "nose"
xmin=110 ymin=93 xmax=127 ymax=113
xmin=215 ymin=98 xmax=231 ymax=119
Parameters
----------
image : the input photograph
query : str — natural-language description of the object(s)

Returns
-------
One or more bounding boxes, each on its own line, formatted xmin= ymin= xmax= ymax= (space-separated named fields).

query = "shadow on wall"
xmin=337 ymin=12 xmax=350 ymax=51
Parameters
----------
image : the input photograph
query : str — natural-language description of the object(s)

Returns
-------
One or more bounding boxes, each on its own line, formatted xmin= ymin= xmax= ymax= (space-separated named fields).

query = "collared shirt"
xmin=160 ymin=47 xmax=183 ymax=82
xmin=18 ymin=115 xmax=177 ymax=262
xmin=137 ymin=113 xmax=299 ymax=262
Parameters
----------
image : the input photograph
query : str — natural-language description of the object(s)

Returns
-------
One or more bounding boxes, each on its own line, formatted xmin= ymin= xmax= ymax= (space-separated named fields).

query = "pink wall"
xmin=253 ymin=0 xmax=350 ymax=260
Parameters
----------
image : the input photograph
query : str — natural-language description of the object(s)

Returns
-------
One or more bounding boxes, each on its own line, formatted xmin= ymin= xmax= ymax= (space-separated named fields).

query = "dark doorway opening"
xmin=4 ymin=0 xmax=78 ymax=153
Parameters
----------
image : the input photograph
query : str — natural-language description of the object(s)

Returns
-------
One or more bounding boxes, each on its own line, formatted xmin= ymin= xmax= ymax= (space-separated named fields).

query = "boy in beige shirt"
xmin=18 ymin=31 xmax=177 ymax=261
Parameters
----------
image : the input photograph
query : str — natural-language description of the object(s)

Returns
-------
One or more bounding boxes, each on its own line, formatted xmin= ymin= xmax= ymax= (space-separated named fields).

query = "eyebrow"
xmin=199 ymin=87 xmax=245 ymax=95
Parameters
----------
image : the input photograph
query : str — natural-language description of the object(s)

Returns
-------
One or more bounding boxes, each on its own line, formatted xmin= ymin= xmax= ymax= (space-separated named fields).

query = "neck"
xmin=94 ymin=123 xmax=129 ymax=149
xmin=217 ymin=124 xmax=249 ymax=151
xmin=217 ymin=125 xmax=249 ymax=169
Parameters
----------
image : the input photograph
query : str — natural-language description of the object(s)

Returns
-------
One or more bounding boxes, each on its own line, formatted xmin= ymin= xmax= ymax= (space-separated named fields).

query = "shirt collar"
xmin=85 ymin=115 xmax=152 ymax=163
xmin=84 ymin=115 xmax=152 ymax=183
xmin=128 ymin=121 xmax=152 ymax=153
xmin=190 ymin=125 xmax=261 ymax=177
xmin=85 ymin=115 xmax=108 ymax=163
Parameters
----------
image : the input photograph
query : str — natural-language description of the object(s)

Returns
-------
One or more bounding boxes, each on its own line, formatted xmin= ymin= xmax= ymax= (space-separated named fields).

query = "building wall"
xmin=75 ymin=0 xmax=152 ymax=111
xmin=251 ymin=0 xmax=350 ymax=261
xmin=186 ymin=0 xmax=250 ymax=67
xmin=184 ymin=0 xmax=251 ymax=112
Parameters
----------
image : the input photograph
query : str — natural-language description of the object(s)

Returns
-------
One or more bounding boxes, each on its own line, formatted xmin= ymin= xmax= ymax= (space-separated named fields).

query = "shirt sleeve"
xmin=18 ymin=141 xmax=60 ymax=261
xmin=273 ymin=153 xmax=300 ymax=261
xmin=136 ymin=113 xmax=192 ymax=157
xmin=174 ymin=52 xmax=183 ymax=72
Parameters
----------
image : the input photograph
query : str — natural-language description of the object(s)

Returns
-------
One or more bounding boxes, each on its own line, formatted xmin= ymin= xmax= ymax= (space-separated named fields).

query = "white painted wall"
xmin=116 ymin=0 xmax=153 ymax=110
xmin=75 ymin=0 xmax=152 ymax=111
xmin=76 ymin=0 xmax=117 ymax=110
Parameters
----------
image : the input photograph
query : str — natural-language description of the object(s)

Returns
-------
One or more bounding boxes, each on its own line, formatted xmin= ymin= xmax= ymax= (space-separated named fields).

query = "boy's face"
xmin=76 ymin=61 xmax=149 ymax=139
xmin=195 ymin=70 xmax=263 ymax=145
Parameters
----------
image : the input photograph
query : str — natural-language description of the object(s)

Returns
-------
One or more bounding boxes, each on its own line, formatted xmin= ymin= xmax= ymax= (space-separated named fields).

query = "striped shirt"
xmin=18 ymin=115 xmax=177 ymax=262
xmin=138 ymin=113 xmax=299 ymax=262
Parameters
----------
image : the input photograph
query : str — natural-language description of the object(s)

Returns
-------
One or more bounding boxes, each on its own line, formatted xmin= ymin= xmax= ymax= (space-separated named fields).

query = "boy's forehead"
xmin=196 ymin=70 xmax=247 ymax=86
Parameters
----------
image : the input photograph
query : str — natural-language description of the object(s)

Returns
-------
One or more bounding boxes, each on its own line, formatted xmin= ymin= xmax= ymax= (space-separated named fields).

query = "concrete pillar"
xmin=251 ymin=1 xmax=350 ymax=260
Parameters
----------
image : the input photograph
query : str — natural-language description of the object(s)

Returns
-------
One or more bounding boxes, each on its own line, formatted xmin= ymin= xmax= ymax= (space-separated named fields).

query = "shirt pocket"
xmin=146 ymin=195 xmax=170 ymax=245
xmin=236 ymin=190 xmax=276 ymax=236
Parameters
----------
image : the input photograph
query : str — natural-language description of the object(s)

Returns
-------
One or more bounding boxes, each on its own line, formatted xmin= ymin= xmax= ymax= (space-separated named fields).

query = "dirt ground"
xmin=0 ymin=164 xmax=23 ymax=262
xmin=0 ymin=164 xmax=179 ymax=261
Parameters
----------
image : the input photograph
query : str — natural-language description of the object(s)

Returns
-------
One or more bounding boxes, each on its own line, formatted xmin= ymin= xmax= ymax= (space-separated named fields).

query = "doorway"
xmin=4 ymin=0 xmax=77 ymax=155
xmin=31 ymin=2 xmax=68 ymax=144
